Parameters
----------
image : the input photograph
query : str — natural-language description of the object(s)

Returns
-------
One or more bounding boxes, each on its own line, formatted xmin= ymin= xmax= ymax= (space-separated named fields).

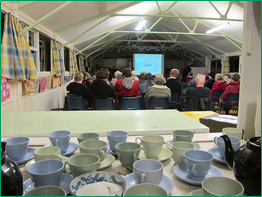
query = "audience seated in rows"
xmin=165 ymin=68 xmax=182 ymax=95
xmin=131 ymin=70 xmax=139 ymax=80
xmin=66 ymin=72 xmax=91 ymax=107
xmin=184 ymin=74 xmax=210 ymax=98
xmin=139 ymin=72 xmax=154 ymax=94
xmin=144 ymin=75 xmax=171 ymax=108
xmin=220 ymin=73 xmax=240 ymax=114
xmin=205 ymin=72 xmax=215 ymax=90
xmin=90 ymin=68 xmax=116 ymax=106
xmin=111 ymin=70 xmax=122 ymax=86
xmin=209 ymin=73 xmax=227 ymax=99
xmin=82 ymin=71 xmax=92 ymax=87
xmin=115 ymin=68 xmax=140 ymax=103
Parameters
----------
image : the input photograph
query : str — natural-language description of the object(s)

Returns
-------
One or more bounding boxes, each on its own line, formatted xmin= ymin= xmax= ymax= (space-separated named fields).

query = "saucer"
xmin=187 ymin=188 xmax=204 ymax=196
xmin=25 ymin=156 xmax=69 ymax=171
xmin=8 ymin=148 xmax=35 ymax=165
xmin=173 ymin=162 xmax=223 ymax=185
xmin=23 ymin=173 xmax=73 ymax=195
xmin=138 ymin=147 xmax=172 ymax=162
xmin=98 ymin=153 xmax=115 ymax=170
xmin=207 ymin=147 xmax=226 ymax=164
xmin=107 ymin=144 xmax=117 ymax=156
xmin=44 ymin=142 xmax=78 ymax=156
xmin=124 ymin=173 xmax=174 ymax=194
xmin=166 ymin=140 xmax=200 ymax=150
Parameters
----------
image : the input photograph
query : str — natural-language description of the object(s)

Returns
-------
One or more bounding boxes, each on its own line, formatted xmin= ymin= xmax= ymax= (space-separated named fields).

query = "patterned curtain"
xmin=1 ymin=13 xmax=37 ymax=80
xmin=74 ymin=52 xmax=78 ymax=72
xmin=69 ymin=49 xmax=78 ymax=74
xmin=79 ymin=54 xmax=85 ymax=72
xmin=51 ymin=40 xmax=65 ymax=76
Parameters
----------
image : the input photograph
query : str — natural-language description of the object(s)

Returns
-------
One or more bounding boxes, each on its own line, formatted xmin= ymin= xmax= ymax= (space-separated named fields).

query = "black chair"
xmin=119 ymin=96 xmax=141 ymax=110
xmin=222 ymin=94 xmax=239 ymax=114
xmin=211 ymin=89 xmax=224 ymax=112
xmin=185 ymin=97 xmax=214 ymax=111
xmin=148 ymin=96 xmax=169 ymax=109
xmin=94 ymin=97 xmax=115 ymax=110
xmin=64 ymin=96 xmax=86 ymax=110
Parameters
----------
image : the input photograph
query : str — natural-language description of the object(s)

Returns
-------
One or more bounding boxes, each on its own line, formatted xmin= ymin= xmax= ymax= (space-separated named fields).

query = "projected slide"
xmin=134 ymin=54 xmax=163 ymax=75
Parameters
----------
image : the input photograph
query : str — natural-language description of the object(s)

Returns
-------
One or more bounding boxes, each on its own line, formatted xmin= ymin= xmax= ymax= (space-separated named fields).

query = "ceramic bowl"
xmin=24 ymin=185 xmax=66 ymax=196
xmin=70 ymin=171 xmax=126 ymax=196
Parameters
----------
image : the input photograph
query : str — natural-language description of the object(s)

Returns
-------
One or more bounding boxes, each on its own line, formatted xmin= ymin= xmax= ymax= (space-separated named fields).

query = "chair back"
xmin=225 ymin=94 xmax=239 ymax=106
xmin=94 ymin=97 xmax=114 ymax=110
xmin=148 ymin=96 xmax=169 ymax=109
xmin=211 ymin=89 xmax=224 ymax=102
xmin=65 ymin=96 xmax=86 ymax=110
xmin=170 ymin=92 xmax=180 ymax=104
xmin=119 ymin=96 xmax=141 ymax=110
xmin=185 ymin=97 xmax=214 ymax=111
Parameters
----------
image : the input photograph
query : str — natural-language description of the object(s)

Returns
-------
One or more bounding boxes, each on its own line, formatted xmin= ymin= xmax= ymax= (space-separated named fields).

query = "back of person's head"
xmin=139 ymin=70 xmax=147 ymax=78
xmin=231 ymin=73 xmax=240 ymax=81
xmin=97 ymin=68 xmax=110 ymax=79
xmin=215 ymin=73 xmax=223 ymax=81
xmin=114 ymin=70 xmax=122 ymax=79
xmin=155 ymin=72 xmax=163 ymax=78
xmin=145 ymin=73 xmax=153 ymax=80
xmin=74 ymin=72 xmax=84 ymax=82
xmin=170 ymin=68 xmax=179 ymax=78
xmin=195 ymin=74 xmax=206 ymax=85
xmin=122 ymin=68 xmax=132 ymax=77
xmin=154 ymin=75 xmax=166 ymax=85
xmin=131 ymin=70 xmax=137 ymax=76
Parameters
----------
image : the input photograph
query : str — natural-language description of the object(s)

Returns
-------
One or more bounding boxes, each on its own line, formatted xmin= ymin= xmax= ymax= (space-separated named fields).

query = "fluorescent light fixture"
xmin=135 ymin=19 xmax=147 ymax=31
xmin=206 ymin=22 xmax=230 ymax=34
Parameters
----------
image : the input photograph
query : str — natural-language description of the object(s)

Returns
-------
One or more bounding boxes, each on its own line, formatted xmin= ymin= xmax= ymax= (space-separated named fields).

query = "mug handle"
xmin=99 ymin=150 xmax=106 ymax=161
xmin=64 ymin=161 xmax=72 ymax=175
xmin=54 ymin=154 xmax=63 ymax=161
xmin=135 ymin=137 xmax=142 ymax=145
xmin=214 ymin=137 xmax=218 ymax=145
xmin=173 ymin=136 xmax=177 ymax=142
xmin=140 ymin=173 xmax=145 ymax=183
xmin=191 ymin=163 xmax=197 ymax=176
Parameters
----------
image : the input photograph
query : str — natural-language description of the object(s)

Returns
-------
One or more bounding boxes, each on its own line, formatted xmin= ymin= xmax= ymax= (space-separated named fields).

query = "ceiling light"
xmin=206 ymin=22 xmax=230 ymax=34
xmin=135 ymin=19 xmax=147 ymax=31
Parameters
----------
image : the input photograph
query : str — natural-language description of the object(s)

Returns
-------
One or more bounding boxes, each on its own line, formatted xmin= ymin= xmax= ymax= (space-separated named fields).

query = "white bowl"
xmin=70 ymin=171 xmax=126 ymax=196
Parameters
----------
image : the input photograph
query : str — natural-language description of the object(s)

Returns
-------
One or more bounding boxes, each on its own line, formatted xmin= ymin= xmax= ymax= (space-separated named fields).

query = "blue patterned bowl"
xmin=70 ymin=171 xmax=126 ymax=196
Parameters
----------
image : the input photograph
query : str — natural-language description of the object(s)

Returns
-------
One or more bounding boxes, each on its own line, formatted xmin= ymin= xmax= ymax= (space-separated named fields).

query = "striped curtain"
xmin=79 ymin=54 xmax=85 ymax=72
xmin=1 ymin=13 xmax=37 ymax=80
xmin=69 ymin=49 xmax=78 ymax=74
xmin=51 ymin=40 xmax=65 ymax=76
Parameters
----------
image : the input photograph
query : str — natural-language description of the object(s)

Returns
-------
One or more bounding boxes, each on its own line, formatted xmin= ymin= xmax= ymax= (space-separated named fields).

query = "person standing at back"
xmin=115 ymin=68 xmax=140 ymax=102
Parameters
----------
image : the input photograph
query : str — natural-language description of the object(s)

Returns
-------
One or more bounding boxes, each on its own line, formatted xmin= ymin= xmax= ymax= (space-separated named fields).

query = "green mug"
xmin=115 ymin=142 xmax=141 ymax=170
xmin=222 ymin=127 xmax=243 ymax=139
xmin=66 ymin=153 xmax=100 ymax=177
xmin=34 ymin=146 xmax=63 ymax=162
xmin=173 ymin=130 xmax=194 ymax=142
xmin=79 ymin=140 xmax=107 ymax=162
xmin=172 ymin=141 xmax=195 ymax=165
xmin=77 ymin=133 xmax=99 ymax=144
xmin=24 ymin=186 xmax=66 ymax=196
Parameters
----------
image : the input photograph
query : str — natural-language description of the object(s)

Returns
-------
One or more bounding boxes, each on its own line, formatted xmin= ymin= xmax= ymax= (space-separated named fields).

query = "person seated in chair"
xmin=185 ymin=74 xmax=210 ymax=98
xmin=144 ymin=75 xmax=171 ymax=108
xmin=220 ymin=73 xmax=240 ymax=114
xmin=90 ymin=68 xmax=116 ymax=106
xmin=66 ymin=72 xmax=91 ymax=107
xmin=165 ymin=68 xmax=182 ymax=95
xmin=209 ymin=73 xmax=227 ymax=99
xmin=115 ymin=68 xmax=140 ymax=103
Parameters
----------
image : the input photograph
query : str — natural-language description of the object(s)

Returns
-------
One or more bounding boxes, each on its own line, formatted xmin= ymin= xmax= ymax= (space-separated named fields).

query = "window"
xmin=39 ymin=33 xmax=51 ymax=71
xmin=64 ymin=47 xmax=70 ymax=71
xmin=29 ymin=31 xmax=34 ymax=47
xmin=1 ymin=13 xmax=5 ymax=41
xmin=76 ymin=55 xmax=80 ymax=70
xmin=229 ymin=56 xmax=240 ymax=73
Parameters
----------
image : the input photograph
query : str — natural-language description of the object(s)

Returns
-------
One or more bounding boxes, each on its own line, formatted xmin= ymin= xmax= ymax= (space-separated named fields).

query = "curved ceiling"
xmin=17 ymin=1 xmax=244 ymax=62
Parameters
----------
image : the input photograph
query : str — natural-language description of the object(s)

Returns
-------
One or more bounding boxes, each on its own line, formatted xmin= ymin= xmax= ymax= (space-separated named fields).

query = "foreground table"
xmin=12 ymin=133 xmax=235 ymax=196
xmin=2 ymin=110 xmax=209 ymax=137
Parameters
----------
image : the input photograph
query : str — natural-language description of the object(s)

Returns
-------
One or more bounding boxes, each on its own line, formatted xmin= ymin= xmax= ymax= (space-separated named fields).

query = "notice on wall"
xmin=22 ymin=80 xmax=35 ymax=94
xmin=1 ymin=77 xmax=10 ymax=101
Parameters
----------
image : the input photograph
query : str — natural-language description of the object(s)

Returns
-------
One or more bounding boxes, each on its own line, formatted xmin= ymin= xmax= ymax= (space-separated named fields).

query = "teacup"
xmin=172 ymin=141 xmax=195 ymax=165
xmin=49 ymin=130 xmax=71 ymax=152
xmin=133 ymin=159 xmax=163 ymax=184
xmin=123 ymin=183 xmax=168 ymax=196
xmin=173 ymin=130 xmax=194 ymax=142
xmin=115 ymin=142 xmax=141 ymax=170
xmin=24 ymin=186 xmax=66 ymax=196
xmin=5 ymin=137 xmax=29 ymax=159
xmin=135 ymin=135 xmax=164 ymax=159
xmin=66 ymin=153 xmax=100 ymax=177
xmin=34 ymin=146 xmax=63 ymax=162
xmin=183 ymin=150 xmax=213 ymax=178
xmin=222 ymin=128 xmax=243 ymax=139
xmin=202 ymin=177 xmax=244 ymax=196
xmin=27 ymin=159 xmax=64 ymax=187
xmin=214 ymin=136 xmax=241 ymax=160
xmin=79 ymin=140 xmax=107 ymax=161
xmin=107 ymin=130 xmax=128 ymax=152
xmin=77 ymin=133 xmax=99 ymax=144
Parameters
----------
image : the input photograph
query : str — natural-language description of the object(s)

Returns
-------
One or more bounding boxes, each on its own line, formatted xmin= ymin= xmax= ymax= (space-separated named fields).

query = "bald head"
xmin=195 ymin=74 xmax=206 ymax=87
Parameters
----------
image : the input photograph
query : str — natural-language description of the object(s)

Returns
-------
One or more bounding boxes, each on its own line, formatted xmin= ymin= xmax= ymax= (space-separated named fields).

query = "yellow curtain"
xmin=51 ymin=40 xmax=65 ymax=76
xmin=74 ymin=52 xmax=78 ymax=72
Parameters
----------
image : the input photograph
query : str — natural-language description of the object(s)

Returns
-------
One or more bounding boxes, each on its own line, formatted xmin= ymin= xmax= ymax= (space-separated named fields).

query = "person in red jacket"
xmin=115 ymin=68 xmax=140 ymax=103
xmin=221 ymin=73 xmax=240 ymax=102
xmin=209 ymin=73 xmax=227 ymax=99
